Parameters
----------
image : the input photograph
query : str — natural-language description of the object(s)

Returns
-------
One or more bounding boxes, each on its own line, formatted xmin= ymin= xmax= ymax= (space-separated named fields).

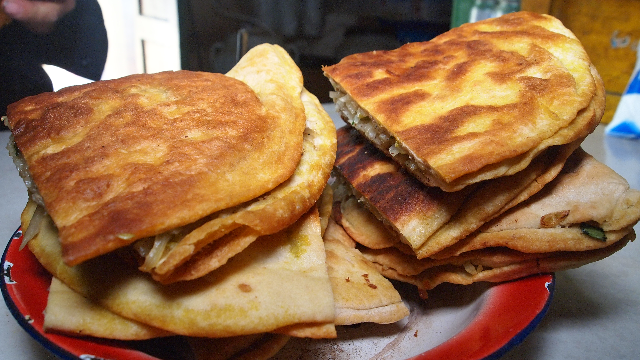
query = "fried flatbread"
xmin=318 ymin=185 xmax=334 ymax=237
xmin=332 ymin=126 xmax=578 ymax=258
xmin=44 ymin=278 xmax=291 ymax=357
xmin=361 ymin=235 xmax=632 ymax=295
xmin=25 ymin=203 xmax=337 ymax=338
xmin=349 ymin=148 xmax=640 ymax=295
xmin=323 ymin=219 xmax=409 ymax=325
xmin=7 ymin=43 xmax=306 ymax=266
xmin=149 ymin=87 xmax=336 ymax=283
xmin=434 ymin=148 xmax=640 ymax=258
xmin=324 ymin=11 xmax=604 ymax=192
xmin=43 ymin=277 xmax=173 ymax=340
xmin=335 ymin=195 xmax=401 ymax=250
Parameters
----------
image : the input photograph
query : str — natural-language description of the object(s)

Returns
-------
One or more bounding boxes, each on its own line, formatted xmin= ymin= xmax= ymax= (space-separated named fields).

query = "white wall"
xmin=97 ymin=0 xmax=139 ymax=80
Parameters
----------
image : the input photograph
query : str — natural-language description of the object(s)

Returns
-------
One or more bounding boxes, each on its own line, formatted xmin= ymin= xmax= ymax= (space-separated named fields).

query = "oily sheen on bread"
xmin=324 ymin=11 xmax=604 ymax=192
xmin=6 ymin=43 xmax=307 ymax=266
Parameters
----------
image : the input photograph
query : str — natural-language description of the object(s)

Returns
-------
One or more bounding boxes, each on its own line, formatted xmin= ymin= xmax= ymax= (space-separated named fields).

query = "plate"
xmin=1 ymin=227 xmax=554 ymax=360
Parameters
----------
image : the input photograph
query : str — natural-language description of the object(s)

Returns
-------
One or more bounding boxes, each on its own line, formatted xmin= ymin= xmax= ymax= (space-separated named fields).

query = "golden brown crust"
xmin=8 ymin=44 xmax=306 ymax=265
xmin=338 ymin=196 xmax=400 ymax=250
xmin=345 ymin=146 xmax=640 ymax=293
xmin=333 ymin=127 xmax=470 ymax=245
xmin=333 ymin=126 xmax=577 ymax=257
xmin=324 ymin=11 xmax=602 ymax=191
xmin=149 ymin=87 xmax=337 ymax=283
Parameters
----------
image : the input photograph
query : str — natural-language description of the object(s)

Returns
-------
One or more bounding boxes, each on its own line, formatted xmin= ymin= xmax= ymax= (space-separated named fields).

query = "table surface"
xmin=1 ymin=115 xmax=640 ymax=360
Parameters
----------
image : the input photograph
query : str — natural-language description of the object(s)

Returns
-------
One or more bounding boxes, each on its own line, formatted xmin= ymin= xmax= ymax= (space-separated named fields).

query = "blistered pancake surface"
xmin=324 ymin=11 xmax=600 ymax=189
xmin=7 ymin=44 xmax=306 ymax=265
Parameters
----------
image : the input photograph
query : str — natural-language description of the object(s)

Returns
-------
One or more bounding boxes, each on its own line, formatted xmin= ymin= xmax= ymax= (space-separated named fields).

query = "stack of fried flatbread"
xmin=323 ymin=12 xmax=640 ymax=297
xmin=9 ymin=43 xmax=329 ymax=284
xmin=8 ymin=9 xmax=640 ymax=359
xmin=5 ymin=43 xmax=409 ymax=357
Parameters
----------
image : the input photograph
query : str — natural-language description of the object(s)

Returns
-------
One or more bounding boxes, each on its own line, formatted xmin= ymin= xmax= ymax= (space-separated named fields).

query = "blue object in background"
xmin=606 ymin=44 xmax=640 ymax=139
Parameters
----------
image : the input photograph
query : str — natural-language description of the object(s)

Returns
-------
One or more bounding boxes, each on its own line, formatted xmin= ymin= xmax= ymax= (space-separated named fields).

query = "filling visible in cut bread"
xmin=7 ymin=131 xmax=200 ymax=271
xmin=6 ymin=132 xmax=45 ymax=207
xmin=328 ymin=82 xmax=443 ymax=189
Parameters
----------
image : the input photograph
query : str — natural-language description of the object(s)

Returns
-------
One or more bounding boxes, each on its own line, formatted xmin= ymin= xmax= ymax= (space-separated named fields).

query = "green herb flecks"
xmin=580 ymin=223 xmax=607 ymax=241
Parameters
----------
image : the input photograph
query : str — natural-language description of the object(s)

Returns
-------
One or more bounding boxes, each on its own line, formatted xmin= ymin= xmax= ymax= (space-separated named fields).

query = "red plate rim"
xmin=411 ymin=273 xmax=554 ymax=360
xmin=1 ymin=227 xmax=165 ymax=360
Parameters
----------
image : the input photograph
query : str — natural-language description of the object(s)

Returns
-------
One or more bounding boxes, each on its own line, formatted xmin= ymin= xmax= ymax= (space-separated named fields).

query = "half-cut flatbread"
xmin=43 ymin=277 xmax=173 ymax=340
xmin=353 ymin=148 xmax=640 ymax=295
xmin=324 ymin=11 xmax=604 ymax=192
xmin=362 ymin=235 xmax=632 ymax=296
xmin=150 ymin=87 xmax=337 ymax=283
xmin=44 ymin=279 xmax=290 ymax=358
xmin=25 ymin=203 xmax=336 ymax=339
xmin=332 ymin=126 xmax=579 ymax=258
xmin=7 ymin=43 xmax=306 ymax=266
xmin=434 ymin=148 xmax=640 ymax=258
xmin=323 ymin=219 xmax=409 ymax=325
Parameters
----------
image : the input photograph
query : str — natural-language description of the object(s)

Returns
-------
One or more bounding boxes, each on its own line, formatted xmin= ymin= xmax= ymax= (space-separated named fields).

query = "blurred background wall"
xmin=48 ymin=0 xmax=639 ymax=123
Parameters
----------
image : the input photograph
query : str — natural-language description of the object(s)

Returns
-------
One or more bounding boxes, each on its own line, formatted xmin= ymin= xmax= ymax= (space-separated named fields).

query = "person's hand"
xmin=1 ymin=0 xmax=76 ymax=33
